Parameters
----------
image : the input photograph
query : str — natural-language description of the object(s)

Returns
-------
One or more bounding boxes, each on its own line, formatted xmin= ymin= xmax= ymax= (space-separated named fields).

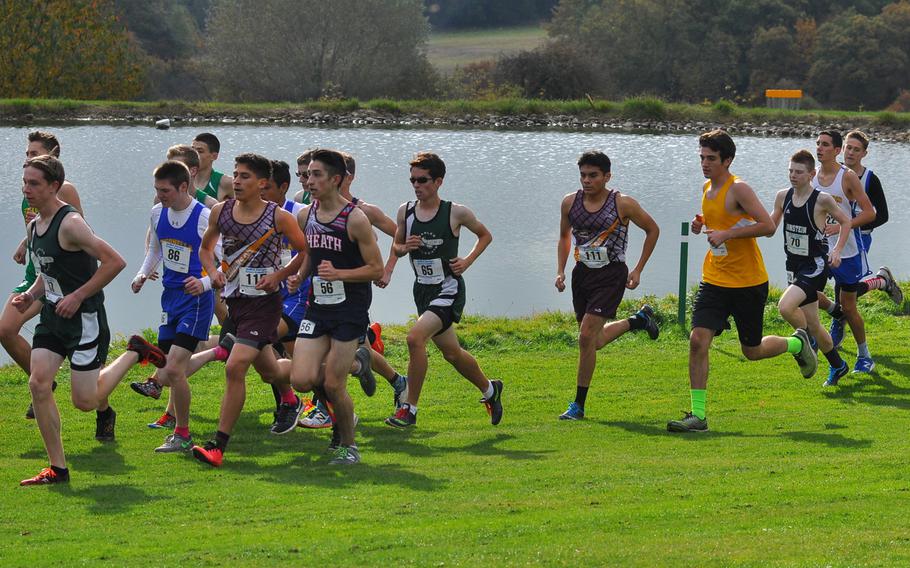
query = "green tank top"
xmin=28 ymin=205 xmax=103 ymax=310
xmin=406 ymin=200 xmax=459 ymax=283
xmin=22 ymin=196 xmax=39 ymax=223
xmin=195 ymin=169 xmax=224 ymax=201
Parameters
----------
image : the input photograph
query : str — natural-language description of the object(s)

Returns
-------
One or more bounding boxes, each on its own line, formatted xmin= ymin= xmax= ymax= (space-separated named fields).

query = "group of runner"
xmin=8 ymin=126 xmax=900 ymax=485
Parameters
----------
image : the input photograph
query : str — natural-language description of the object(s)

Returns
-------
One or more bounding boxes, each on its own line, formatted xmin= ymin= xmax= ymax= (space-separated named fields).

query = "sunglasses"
xmin=296 ymin=171 xmax=309 ymax=179
xmin=409 ymin=176 xmax=431 ymax=184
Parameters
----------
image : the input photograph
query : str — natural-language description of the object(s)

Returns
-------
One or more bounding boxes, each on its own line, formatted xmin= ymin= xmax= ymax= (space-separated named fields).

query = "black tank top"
xmin=782 ymin=188 xmax=827 ymax=261
xmin=304 ymin=201 xmax=371 ymax=320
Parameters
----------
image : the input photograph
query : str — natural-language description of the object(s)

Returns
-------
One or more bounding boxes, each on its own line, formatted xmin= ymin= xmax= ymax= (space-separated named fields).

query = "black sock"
xmin=51 ymin=465 xmax=69 ymax=477
xmin=97 ymin=406 xmax=114 ymax=419
xmin=627 ymin=314 xmax=646 ymax=331
xmin=856 ymin=282 xmax=870 ymax=298
xmin=575 ymin=386 xmax=589 ymax=408
xmin=215 ymin=430 xmax=230 ymax=451
xmin=271 ymin=384 xmax=281 ymax=410
xmin=51 ymin=381 xmax=57 ymax=391
xmin=823 ymin=348 xmax=845 ymax=368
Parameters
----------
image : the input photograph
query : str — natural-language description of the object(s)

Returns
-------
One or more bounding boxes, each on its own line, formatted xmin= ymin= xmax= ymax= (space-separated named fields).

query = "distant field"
xmin=426 ymin=25 xmax=548 ymax=74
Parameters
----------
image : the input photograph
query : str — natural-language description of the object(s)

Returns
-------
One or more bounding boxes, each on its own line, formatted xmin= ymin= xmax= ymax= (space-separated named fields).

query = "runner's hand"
xmin=555 ymin=273 xmax=566 ymax=292
xmin=626 ymin=269 xmax=641 ymax=290
xmin=256 ymin=272 xmax=281 ymax=293
xmin=210 ymin=271 xmax=226 ymax=289
xmin=706 ymin=229 xmax=729 ymax=248
xmin=183 ymin=276 xmax=205 ymax=296
xmin=374 ymin=267 xmax=393 ymax=288
xmin=449 ymin=257 xmax=472 ymax=276
xmin=131 ymin=274 xmax=147 ymax=293
xmin=147 ymin=270 xmax=159 ymax=281
xmin=287 ymin=274 xmax=301 ymax=294
xmin=55 ymin=293 xmax=83 ymax=319
xmin=317 ymin=260 xmax=340 ymax=281
xmin=403 ymin=235 xmax=422 ymax=252
xmin=828 ymin=250 xmax=842 ymax=268
xmin=11 ymin=292 xmax=34 ymax=313
xmin=824 ymin=223 xmax=840 ymax=236
xmin=13 ymin=241 xmax=26 ymax=265
xmin=691 ymin=214 xmax=704 ymax=235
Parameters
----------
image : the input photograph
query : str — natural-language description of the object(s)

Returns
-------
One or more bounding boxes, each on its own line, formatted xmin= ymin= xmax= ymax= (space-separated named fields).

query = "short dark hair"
xmin=577 ymin=150 xmax=611 ymax=173
xmin=845 ymin=130 xmax=869 ymax=150
xmin=297 ymin=149 xmax=316 ymax=166
xmin=270 ymin=159 xmax=291 ymax=188
xmin=25 ymin=155 xmax=65 ymax=187
xmin=310 ymin=149 xmax=348 ymax=183
xmin=166 ymin=144 xmax=200 ymax=169
xmin=235 ymin=153 xmax=272 ymax=179
xmin=154 ymin=160 xmax=191 ymax=189
xmin=409 ymin=152 xmax=446 ymax=179
xmin=699 ymin=129 xmax=736 ymax=162
xmin=819 ymin=130 xmax=843 ymax=148
xmin=790 ymin=149 xmax=815 ymax=171
xmin=28 ymin=131 xmax=60 ymax=156
xmin=193 ymin=132 xmax=221 ymax=153
xmin=341 ymin=152 xmax=356 ymax=176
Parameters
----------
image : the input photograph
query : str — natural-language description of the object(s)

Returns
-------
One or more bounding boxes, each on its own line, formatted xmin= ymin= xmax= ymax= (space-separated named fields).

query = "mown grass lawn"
xmin=426 ymin=25 xmax=548 ymax=74
xmin=1 ymin=291 xmax=908 ymax=566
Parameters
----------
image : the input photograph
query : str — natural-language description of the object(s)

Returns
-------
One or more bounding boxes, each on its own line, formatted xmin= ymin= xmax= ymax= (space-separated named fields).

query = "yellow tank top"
xmin=701 ymin=175 xmax=768 ymax=288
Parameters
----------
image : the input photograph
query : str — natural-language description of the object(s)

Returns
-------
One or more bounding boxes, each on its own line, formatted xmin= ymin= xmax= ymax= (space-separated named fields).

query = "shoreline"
xmin=2 ymin=99 xmax=909 ymax=141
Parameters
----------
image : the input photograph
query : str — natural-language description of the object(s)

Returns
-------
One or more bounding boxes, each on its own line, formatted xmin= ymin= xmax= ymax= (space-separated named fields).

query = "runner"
xmin=384 ymin=152 xmax=502 ymax=429
xmin=3 ymin=131 xmax=83 ymax=420
xmin=554 ymin=150 xmax=660 ymax=420
xmin=771 ymin=150 xmax=852 ymax=387
xmin=810 ymin=130 xmax=878 ymax=375
xmin=293 ymin=149 xmax=315 ymax=205
xmin=191 ymin=153 xmax=309 ymax=468
xmin=167 ymin=144 xmax=217 ymax=208
xmin=819 ymin=130 xmax=902 ymax=350
xmin=17 ymin=155 xmax=126 ymax=485
xmin=667 ymin=130 xmax=817 ymax=433
xmin=191 ymin=133 xmax=234 ymax=201
xmin=93 ymin=160 xmax=216 ymax=453
xmin=289 ymin=148 xmax=384 ymax=464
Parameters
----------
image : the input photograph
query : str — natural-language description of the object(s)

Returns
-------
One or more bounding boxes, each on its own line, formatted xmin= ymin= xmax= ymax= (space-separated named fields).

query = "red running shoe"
xmin=20 ymin=466 xmax=69 ymax=486
xmin=127 ymin=335 xmax=167 ymax=369
xmin=368 ymin=322 xmax=384 ymax=355
xmin=192 ymin=441 xmax=224 ymax=467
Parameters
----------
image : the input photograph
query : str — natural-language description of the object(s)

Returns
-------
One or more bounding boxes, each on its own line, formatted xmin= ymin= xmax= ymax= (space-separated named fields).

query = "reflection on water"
xmin=1 ymin=125 xmax=907 ymax=361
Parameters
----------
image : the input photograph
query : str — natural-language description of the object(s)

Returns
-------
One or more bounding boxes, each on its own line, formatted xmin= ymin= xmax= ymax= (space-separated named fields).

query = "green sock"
xmin=786 ymin=336 xmax=803 ymax=354
xmin=690 ymin=389 xmax=706 ymax=420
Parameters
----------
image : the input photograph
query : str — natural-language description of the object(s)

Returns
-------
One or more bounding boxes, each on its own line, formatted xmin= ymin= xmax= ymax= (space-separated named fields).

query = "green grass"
xmin=427 ymin=25 xmax=548 ymax=74
xmin=1 ymin=288 xmax=909 ymax=565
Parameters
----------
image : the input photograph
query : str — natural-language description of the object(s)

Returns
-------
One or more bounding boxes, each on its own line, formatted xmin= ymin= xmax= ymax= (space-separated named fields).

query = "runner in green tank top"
xmin=192 ymin=132 xmax=234 ymax=201
xmin=2 ymin=131 xmax=83 ymax=421
xmin=385 ymin=152 xmax=503 ymax=429
xmin=15 ymin=155 xmax=126 ymax=487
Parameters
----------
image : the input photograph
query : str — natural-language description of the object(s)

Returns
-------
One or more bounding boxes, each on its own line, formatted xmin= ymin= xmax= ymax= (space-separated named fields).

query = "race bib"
xmin=785 ymin=230 xmax=808 ymax=256
xmin=786 ymin=270 xmax=795 ymax=285
xmin=312 ymin=276 xmax=346 ymax=305
xmin=413 ymin=258 xmax=444 ymax=284
xmin=162 ymin=240 xmax=191 ymax=273
xmin=298 ymin=319 xmax=316 ymax=336
xmin=577 ymin=245 xmax=610 ymax=269
xmin=42 ymin=273 xmax=64 ymax=303
xmin=160 ymin=312 xmax=168 ymax=325
xmin=239 ymin=266 xmax=274 ymax=296
xmin=709 ymin=242 xmax=728 ymax=257
xmin=280 ymin=248 xmax=293 ymax=267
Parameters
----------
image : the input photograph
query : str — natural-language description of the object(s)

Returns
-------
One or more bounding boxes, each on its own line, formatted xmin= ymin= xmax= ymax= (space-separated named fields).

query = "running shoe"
xmin=130 ymin=377 xmax=162 ymax=399
xmin=667 ymin=411 xmax=708 ymax=432
xmin=393 ymin=375 xmax=409 ymax=409
xmin=824 ymin=361 xmax=849 ymax=386
xmin=369 ymin=322 xmax=384 ymax=355
xmin=829 ymin=318 xmax=845 ymax=350
xmin=792 ymin=329 xmax=818 ymax=378
xmin=299 ymin=401 xmax=333 ymax=428
xmin=829 ymin=303 xmax=845 ymax=321
xmin=481 ymin=379 xmax=504 ymax=425
xmin=271 ymin=396 xmax=304 ymax=435
xmin=127 ymin=335 xmax=167 ymax=368
xmin=853 ymin=356 xmax=875 ymax=374
xmin=637 ymin=304 xmax=660 ymax=340
xmin=192 ymin=441 xmax=223 ymax=467
xmin=95 ymin=408 xmax=116 ymax=441
xmin=148 ymin=412 xmax=176 ymax=430
xmin=213 ymin=333 xmax=236 ymax=362
xmin=877 ymin=266 xmax=903 ymax=305
xmin=155 ymin=432 xmax=193 ymax=453
xmin=329 ymin=445 xmax=361 ymax=465
xmin=385 ymin=404 xmax=417 ymax=428
xmin=558 ymin=401 xmax=585 ymax=421
xmin=25 ymin=380 xmax=57 ymax=419
xmin=20 ymin=466 xmax=69 ymax=486
xmin=353 ymin=346 xmax=376 ymax=397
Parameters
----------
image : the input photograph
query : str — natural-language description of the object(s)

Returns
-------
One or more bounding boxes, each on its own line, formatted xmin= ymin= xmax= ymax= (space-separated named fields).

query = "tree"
xmin=0 ymin=0 xmax=143 ymax=99
xmin=747 ymin=26 xmax=797 ymax=97
xmin=205 ymin=0 xmax=436 ymax=101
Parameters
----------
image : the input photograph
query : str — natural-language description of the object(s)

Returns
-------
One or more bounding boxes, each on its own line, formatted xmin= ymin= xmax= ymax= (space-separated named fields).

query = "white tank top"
xmin=812 ymin=165 xmax=859 ymax=258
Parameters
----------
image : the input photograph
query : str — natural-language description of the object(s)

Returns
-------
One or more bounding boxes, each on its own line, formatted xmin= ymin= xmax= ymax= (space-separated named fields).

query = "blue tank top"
xmin=156 ymin=201 xmax=205 ymax=289
xmin=280 ymin=199 xmax=309 ymax=301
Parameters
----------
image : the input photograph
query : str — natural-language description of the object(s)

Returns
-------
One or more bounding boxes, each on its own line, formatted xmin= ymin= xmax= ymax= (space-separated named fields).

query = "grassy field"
xmin=1 ymin=289 xmax=909 ymax=566
xmin=426 ymin=25 xmax=548 ymax=74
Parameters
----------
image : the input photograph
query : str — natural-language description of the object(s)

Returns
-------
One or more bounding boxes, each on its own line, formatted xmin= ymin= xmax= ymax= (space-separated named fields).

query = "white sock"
xmin=407 ymin=403 xmax=417 ymax=415
xmin=482 ymin=382 xmax=495 ymax=399
xmin=857 ymin=342 xmax=871 ymax=358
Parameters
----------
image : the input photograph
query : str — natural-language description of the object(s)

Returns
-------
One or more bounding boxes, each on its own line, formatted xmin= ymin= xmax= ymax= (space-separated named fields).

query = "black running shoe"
xmin=481 ymin=379 xmax=504 ymax=426
xmin=129 ymin=377 xmax=162 ymax=399
xmin=638 ymin=305 xmax=659 ymax=340
xmin=353 ymin=346 xmax=376 ymax=397
xmin=95 ymin=407 xmax=116 ymax=442
xmin=270 ymin=397 xmax=304 ymax=435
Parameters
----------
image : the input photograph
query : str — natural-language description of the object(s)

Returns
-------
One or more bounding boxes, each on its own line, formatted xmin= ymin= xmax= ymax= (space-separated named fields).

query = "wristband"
xmin=200 ymin=276 xmax=212 ymax=292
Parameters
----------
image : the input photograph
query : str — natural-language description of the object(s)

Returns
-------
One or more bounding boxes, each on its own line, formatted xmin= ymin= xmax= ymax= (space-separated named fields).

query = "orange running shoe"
xmin=192 ymin=441 xmax=224 ymax=467
xmin=368 ymin=322 xmax=384 ymax=355
xmin=127 ymin=335 xmax=167 ymax=368
xmin=20 ymin=466 xmax=69 ymax=486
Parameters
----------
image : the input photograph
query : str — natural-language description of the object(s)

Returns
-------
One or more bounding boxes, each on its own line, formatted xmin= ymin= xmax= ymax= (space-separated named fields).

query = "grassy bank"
xmin=3 ymin=96 xmax=910 ymax=129
xmin=1 ymin=287 xmax=908 ymax=565
xmin=427 ymin=25 xmax=548 ymax=74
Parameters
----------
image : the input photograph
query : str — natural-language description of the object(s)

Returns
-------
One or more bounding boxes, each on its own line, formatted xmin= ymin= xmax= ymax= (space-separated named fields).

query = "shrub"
xmin=622 ymin=97 xmax=666 ymax=120
xmin=494 ymin=42 xmax=602 ymax=100
xmin=712 ymin=99 xmax=737 ymax=116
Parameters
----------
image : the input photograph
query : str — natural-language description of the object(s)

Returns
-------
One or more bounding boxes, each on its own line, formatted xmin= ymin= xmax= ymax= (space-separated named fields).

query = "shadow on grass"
xmin=68 ymin=443 xmax=136 ymax=475
xmin=780 ymin=430 xmax=872 ymax=448
xmin=49 ymin=482 xmax=169 ymax=514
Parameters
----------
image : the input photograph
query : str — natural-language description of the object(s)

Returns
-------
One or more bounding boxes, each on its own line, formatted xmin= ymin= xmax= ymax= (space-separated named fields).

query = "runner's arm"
xmin=863 ymin=174 xmax=888 ymax=230
xmin=714 ymin=182 xmax=776 ymax=242
xmin=768 ymin=190 xmax=786 ymax=234
xmin=56 ymin=213 xmax=127 ymax=318
xmin=392 ymin=203 xmax=415 ymax=258
xmin=200 ymin=202 xmax=224 ymax=288
xmin=449 ymin=203 xmax=492 ymax=275
xmin=360 ymin=202 xmax=400 ymax=285
xmin=59 ymin=182 xmax=83 ymax=215
xmin=619 ymin=194 xmax=659 ymax=290
xmin=218 ymin=174 xmax=234 ymax=201
xmin=819 ymin=193 xmax=852 ymax=265
xmin=317 ymin=209 xmax=383 ymax=282
xmin=556 ymin=194 xmax=573 ymax=291
xmin=134 ymin=208 xmax=163 ymax=292
xmin=843 ymin=170 xmax=875 ymax=228
xmin=272 ymin=209 xmax=309 ymax=281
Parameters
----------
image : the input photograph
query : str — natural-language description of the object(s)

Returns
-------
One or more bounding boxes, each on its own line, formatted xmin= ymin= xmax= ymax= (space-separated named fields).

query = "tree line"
xmin=1 ymin=0 xmax=909 ymax=111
